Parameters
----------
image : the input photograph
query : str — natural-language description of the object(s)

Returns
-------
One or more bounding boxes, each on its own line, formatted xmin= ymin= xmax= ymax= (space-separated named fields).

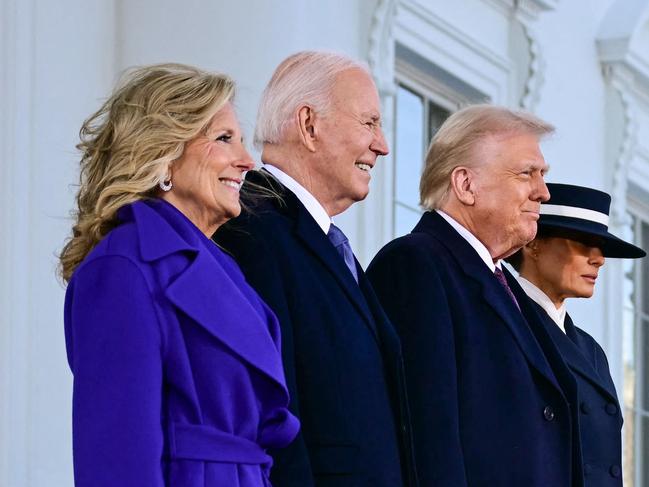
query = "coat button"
xmin=605 ymin=403 xmax=618 ymax=415
xmin=543 ymin=405 xmax=555 ymax=421
xmin=583 ymin=463 xmax=592 ymax=476
xmin=609 ymin=465 xmax=621 ymax=478
xmin=580 ymin=402 xmax=591 ymax=414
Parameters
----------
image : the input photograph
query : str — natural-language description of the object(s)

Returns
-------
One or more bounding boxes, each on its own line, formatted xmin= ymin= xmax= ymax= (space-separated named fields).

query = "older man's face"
xmin=471 ymin=133 xmax=550 ymax=260
xmin=313 ymin=68 xmax=389 ymax=215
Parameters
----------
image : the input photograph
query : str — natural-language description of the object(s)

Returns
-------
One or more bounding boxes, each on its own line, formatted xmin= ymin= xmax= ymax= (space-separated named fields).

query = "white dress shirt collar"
xmin=516 ymin=275 xmax=567 ymax=333
xmin=436 ymin=210 xmax=500 ymax=272
xmin=263 ymin=164 xmax=332 ymax=234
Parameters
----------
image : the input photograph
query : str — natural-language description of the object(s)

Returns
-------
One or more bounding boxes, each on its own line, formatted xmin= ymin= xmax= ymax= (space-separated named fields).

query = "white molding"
xmin=596 ymin=1 xmax=649 ymax=395
xmin=477 ymin=0 xmax=515 ymax=17
xmin=0 ymin=0 xmax=34 ymax=484
xmin=514 ymin=0 xmax=557 ymax=20
xmin=399 ymin=1 xmax=511 ymax=73
xmin=512 ymin=0 xmax=556 ymax=110
xmin=368 ymin=0 xmax=398 ymax=98
xmin=361 ymin=0 xmax=399 ymax=265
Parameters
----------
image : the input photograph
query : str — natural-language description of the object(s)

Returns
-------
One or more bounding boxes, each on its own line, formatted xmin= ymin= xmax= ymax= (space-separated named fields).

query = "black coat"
xmin=213 ymin=170 xmax=417 ymax=487
xmin=367 ymin=210 xmax=583 ymax=487
xmin=528 ymin=302 xmax=623 ymax=486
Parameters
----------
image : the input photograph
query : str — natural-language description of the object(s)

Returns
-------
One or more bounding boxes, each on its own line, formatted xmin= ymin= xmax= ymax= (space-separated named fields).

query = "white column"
xmin=0 ymin=0 xmax=116 ymax=484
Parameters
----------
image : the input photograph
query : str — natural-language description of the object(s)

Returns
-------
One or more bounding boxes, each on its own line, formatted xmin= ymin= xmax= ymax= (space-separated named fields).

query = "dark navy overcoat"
xmin=214 ymin=170 xmax=417 ymax=487
xmin=367 ymin=210 xmax=584 ymax=487
xmin=527 ymin=302 xmax=623 ymax=486
xmin=64 ymin=199 xmax=299 ymax=486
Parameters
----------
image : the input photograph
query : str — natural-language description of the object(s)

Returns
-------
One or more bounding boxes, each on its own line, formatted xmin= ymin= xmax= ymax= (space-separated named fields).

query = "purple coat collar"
xmin=119 ymin=199 xmax=288 ymax=393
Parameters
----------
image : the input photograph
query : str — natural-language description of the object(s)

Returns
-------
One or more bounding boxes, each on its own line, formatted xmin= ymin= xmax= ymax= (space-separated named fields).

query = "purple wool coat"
xmin=64 ymin=199 xmax=299 ymax=487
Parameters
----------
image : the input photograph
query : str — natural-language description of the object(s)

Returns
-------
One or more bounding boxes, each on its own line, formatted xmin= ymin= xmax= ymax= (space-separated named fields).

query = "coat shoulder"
xmin=573 ymin=325 xmax=611 ymax=369
xmin=369 ymin=230 xmax=451 ymax=272
xmin=75 ymin=221 xmax=143 ymax=274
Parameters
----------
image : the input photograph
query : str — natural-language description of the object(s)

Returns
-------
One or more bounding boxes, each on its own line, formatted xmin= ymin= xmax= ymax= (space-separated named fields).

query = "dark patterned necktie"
xmin=494 ymin=267 xmax=520 ymax=310
xmin=327 ymin=224 xmax=359 ymax=283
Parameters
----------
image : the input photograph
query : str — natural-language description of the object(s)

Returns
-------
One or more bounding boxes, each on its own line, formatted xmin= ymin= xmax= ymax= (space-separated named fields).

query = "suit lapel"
xmin=551 ymin=311 xmax=618 ymax=401
xmin=246 ymin=169 xmax=380 ymax=341
xmin=129 ymin=199 xmax=288 ymax=391
xmin=293 ymin=199 xmax=379 ymax=340
xmin=414 ymin=211 xmax=561 ymax=389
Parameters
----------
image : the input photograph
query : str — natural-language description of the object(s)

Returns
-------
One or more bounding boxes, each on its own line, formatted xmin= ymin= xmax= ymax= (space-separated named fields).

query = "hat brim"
xmin=538 ymin=219 xmax=646 ymax=258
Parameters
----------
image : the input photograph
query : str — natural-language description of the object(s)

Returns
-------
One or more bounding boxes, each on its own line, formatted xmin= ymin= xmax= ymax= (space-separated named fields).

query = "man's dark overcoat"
xmin=213 ymin=170 xmax=417 ymax=487
xmin=367 ymin=210 xmax=584 ymax=487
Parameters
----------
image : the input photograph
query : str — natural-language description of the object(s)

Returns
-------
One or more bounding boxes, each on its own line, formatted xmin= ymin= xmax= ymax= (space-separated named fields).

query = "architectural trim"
xmin=399 ymin=0 xmax=511 ymax=73
xmin=0 ymin=1 xmax=34 ymax=484
xmin=363 ymin=0 xmax=399 ymax=262
xmin=513 ymin=0 xmax=557 ymax=109
xmin=596 ymin=0 xmax=649 ymax=390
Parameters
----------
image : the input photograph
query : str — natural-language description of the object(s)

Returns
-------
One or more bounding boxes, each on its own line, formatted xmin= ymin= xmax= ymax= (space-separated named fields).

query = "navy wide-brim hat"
xmin=539 ymin=183 xmax=646 ymax=258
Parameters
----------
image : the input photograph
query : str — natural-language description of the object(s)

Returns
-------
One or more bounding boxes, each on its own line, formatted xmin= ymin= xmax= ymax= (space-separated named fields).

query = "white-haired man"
xmin=214 ymin=51 xmax=417 ymax=487
xmin=367 ymin=105 xmax=584 ymax=486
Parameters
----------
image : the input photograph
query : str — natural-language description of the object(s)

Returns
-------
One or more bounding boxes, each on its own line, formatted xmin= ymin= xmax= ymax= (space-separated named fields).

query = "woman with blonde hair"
xmin=60 ymin=63 xmax=299 ymax=486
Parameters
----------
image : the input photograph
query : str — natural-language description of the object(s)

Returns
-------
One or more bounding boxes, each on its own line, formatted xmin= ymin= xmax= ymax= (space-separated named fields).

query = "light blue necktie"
xmin=327 ymin=224 xmax=359 ymax=283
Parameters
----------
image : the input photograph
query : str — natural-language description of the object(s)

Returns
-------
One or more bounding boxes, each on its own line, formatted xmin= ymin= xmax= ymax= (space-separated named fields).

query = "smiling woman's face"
xmin=161 ymin=102 xmax=254 ymax=235
xmin=528 ymin=236 xmax=606 ymax=305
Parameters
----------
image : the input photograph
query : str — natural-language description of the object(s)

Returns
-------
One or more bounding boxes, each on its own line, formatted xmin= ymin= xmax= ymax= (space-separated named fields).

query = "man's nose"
xmin=371 ymin=126 xmax=389 ymax=156
xmin=534 ymin=177 xmax=550 ymax=203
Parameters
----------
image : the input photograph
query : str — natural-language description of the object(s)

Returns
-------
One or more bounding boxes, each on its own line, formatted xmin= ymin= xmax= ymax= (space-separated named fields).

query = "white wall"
xmin=2 ymin=0 xmax=646 ymax=485
xmin=0 ymin=0 xmax=115 ymax=485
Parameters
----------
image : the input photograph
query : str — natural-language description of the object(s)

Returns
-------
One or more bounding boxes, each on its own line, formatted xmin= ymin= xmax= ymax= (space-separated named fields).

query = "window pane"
xmin=395 ymin=204 xmax=422 ymax=238
xmin=428 ymin=101 xmax=451 ymax=142
xmin=395 ymin=85 xmax=424 ymax=210
xmin=623 ymin=304 xmax=636 ymax=403
xmin=643 ymin=319 xmax=649 ymax=411
xmin=643 ymin=416 xmax=649 ymax=486
xmin=641 ymin=222 xmax=649 ymax=315
xmin=623 ymin=408 xmax=635 ymax=487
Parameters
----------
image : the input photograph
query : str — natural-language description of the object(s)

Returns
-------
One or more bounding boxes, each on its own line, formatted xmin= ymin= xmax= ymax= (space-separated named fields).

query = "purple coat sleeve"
xmin=65 ymin=255 xmax=165 ymax=487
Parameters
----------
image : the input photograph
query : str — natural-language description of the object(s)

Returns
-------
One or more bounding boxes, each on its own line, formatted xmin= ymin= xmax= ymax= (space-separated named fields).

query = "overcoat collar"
xmin=247 ymin=170 xmax=379 ymax=342
xmin=535 ymin=303 xmax=618 ymax=401
xmin=412 ymin=211 xmax=561 ymax=390
xmin=120 ymin=199 xmax=288 ymax=391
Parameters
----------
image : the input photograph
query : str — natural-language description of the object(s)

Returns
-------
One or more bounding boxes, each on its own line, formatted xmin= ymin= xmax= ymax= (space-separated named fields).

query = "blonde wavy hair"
xmin=59 ymin=63 xmax=235 ymax=282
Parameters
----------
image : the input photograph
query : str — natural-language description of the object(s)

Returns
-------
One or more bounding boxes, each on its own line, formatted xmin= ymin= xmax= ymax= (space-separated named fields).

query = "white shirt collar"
xmin=516 ymin=275 xmax=567 ymax=333
xmin=436 ymin=209 xmax=500 ymax=272
xmin=263 ymin=164 xmax=332 ymax=234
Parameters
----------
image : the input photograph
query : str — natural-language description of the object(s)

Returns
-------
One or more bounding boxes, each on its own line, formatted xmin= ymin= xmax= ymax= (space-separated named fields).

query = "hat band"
xmin=540 ymin=204 xmax=609 ymax=226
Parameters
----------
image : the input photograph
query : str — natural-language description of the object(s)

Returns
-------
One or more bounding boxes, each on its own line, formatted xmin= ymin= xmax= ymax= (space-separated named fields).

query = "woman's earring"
xmin=159 ymin=177 xmax=173 ymax=192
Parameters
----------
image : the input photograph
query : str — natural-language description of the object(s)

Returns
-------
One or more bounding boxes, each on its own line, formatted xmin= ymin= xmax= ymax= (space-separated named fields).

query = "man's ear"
xmin=297 ymin=105 xmax=317 ymax=152
xmin=449 ymin=166 xmax=475 ymax=205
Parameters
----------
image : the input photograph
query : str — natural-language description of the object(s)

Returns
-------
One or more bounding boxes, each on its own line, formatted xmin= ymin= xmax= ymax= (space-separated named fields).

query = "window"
xmin=392 ymin=43 xmax=487 ymax=237
xmin=393 ymin=84 xmax=450 ymax=237
xmin=623 ymin=194 xmax=649 ymax=487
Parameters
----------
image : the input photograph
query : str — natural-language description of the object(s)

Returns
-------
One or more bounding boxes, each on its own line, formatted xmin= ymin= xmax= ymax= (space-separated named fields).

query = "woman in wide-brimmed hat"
xmin=507 ymin=182 xmax=645 ymax=487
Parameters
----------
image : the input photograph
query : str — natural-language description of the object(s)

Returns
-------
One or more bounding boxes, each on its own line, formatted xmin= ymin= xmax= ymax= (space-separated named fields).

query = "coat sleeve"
xmin=64 ymin=256 xmax=164 ymax=487
xmin=214 ymin=225 xmax=315 ymax=487
xmin=367 ymin=243 xmax=468 ymax=487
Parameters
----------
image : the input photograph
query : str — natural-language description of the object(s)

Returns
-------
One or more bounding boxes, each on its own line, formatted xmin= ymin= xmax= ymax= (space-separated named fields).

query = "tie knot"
xmin=327 ymin=224 xmax=349 ymax=248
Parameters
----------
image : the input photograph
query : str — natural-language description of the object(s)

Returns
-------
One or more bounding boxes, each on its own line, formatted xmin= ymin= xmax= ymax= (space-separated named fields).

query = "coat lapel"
xmin=545 ymin=309 xmax=618 ymax=401
xmin=248 ymin=170 xmax=379 ymax=341
xmin=293 ymin=198 xmax=378 ymax=340
xmin=128 ymin=200 xmax=288 ymax=391
xmin=414 ymin=211 xmax=561 ymax=390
